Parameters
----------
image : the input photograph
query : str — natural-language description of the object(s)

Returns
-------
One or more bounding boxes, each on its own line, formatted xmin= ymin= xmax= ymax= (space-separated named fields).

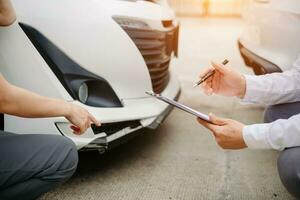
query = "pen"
xmin=193 ymin=59 xmax=229 ymax=87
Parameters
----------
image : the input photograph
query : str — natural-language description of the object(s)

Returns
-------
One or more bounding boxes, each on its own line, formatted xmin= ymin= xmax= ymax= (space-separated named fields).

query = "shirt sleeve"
xmin=242 ymin=58 xmax=300 ymax=105
xmin=243 ymin=113 xmax=300 ymax=150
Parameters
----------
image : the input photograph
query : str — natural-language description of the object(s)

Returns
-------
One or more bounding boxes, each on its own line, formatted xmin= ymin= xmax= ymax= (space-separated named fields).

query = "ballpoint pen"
xmin=193 ymin=59 xmax=229 ymax=87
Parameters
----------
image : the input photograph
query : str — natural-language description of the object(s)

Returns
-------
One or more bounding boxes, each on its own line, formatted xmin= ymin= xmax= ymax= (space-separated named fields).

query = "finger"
xmin=211 ymin=61 xmax=229 ymax=74
xmin=203 ymin=87 xmax=213 ymax=96
xmin=76 ymin=125 xmax=87 ymax=135
xmin=201 ymin=77 xmax=213 ymax=94
xmin=85 ymin=120 xmax=90 ymax=130
xmin=202 ymin=83 xmax=212 ymax=95
xmin=197 ymin=117 xmax=219 ymax=132
xmin=212 ymin=71 xmax=221 ymax=93
xmin=89 ymin=114 xmax=101 ymax=126
xmin=204 ymin=88 xmax=213 ymax=96
xmin=70 ymin=125 xmax=81 ymax=135
xmin=201 ymin=74 xmax=213 ymax=85
xmin=85 ymin=117 xmax=91 ymax=130
xmin=209 ymin=113 xmax=227 ymax=125
xmin=205 ymin=76 xmax=213 ymax=89
xmin=70 ymin=125 xmax=80 ymax=132
xmin=206 ymin=78 xmax=213 ymax=95
xmin=79 ymin=121 xmax=88 ymax=134
xmin=199 ymin=67 xmax=214 ymax=79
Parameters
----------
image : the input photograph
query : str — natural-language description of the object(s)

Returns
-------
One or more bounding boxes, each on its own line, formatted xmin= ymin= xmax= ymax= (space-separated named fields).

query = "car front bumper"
xmin=55 ymin=71 xmax=181 ymax=151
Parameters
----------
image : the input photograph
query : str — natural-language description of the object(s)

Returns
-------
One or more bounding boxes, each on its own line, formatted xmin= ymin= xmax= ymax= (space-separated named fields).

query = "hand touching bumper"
xmin=65 ymin=104 xmax=101 ymax=135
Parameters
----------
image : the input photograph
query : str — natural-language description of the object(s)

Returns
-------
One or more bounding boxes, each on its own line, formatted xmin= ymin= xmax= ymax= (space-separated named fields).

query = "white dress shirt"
xmin=242 ymin=58 xmax=300 ymax=150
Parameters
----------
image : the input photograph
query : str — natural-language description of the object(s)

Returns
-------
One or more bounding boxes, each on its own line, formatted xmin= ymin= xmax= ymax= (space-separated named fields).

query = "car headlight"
xmin=19 ymin=23 xmax=123 ymax=108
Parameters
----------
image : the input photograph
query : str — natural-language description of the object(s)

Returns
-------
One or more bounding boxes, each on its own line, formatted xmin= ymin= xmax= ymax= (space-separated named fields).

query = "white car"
xmin=239 ymin=0 xmax=300 ymax=75
xmin=0 ymin=0 xmax=180 ymax=151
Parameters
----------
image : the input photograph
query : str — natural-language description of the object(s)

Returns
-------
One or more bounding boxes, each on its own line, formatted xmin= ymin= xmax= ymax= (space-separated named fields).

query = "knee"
xmin=277 ymin=148 xmax=300 ymax=198
xmin=56 ymin=136 xmax=79 ymax=177
xmin=44 ymin=135 xmax=78 ymax=181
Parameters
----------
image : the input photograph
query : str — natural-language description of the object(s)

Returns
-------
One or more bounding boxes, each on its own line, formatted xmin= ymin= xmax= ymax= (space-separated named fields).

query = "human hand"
xmin=197 ymin=113 xmax=247 ymax=149
xmin=65 ymin=103 xmax=101 ymax=135
xmin=199 ymin=61 xmax=246 ymax=98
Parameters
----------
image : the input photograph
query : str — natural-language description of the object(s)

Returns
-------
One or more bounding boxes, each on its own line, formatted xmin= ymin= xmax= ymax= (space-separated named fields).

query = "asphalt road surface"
xmin=40 ymin=18 xmax=295 ymax=200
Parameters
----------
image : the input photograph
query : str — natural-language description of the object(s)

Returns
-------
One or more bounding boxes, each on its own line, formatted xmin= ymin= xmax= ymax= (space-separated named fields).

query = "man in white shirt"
xmin=197 ymin=58 xmax=300 ymax=198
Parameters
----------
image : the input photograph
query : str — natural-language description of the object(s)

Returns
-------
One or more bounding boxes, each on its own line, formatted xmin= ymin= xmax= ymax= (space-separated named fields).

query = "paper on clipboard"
xmin=146 ymin=91 xmax=211 ymax=122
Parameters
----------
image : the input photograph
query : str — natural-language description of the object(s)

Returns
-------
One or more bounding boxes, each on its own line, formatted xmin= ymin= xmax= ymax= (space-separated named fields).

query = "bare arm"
xmin=0 ymin=0 xmax=16 ymax=26
xmin=0 ymin=75 xmax=100 ymax=134
xmin=0 ymin=74 xmax=70 ymax=117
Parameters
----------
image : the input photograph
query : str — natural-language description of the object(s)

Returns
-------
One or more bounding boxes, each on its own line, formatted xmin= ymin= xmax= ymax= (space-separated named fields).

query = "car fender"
xmin=13 ymin=0 xmax=153 ymax=99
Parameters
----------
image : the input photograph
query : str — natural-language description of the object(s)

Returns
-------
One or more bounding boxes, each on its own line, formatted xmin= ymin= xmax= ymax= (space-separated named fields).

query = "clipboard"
xmin=146 ymin=91 xmax=211 ymax=122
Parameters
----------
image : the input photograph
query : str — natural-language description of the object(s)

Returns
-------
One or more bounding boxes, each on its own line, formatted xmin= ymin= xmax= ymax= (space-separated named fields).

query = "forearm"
xmin=0 ymin=0 xmax=16 ymax=26
xmin=243 ymin=114 xmax=300 ymax=150
xmin=0 ymin=83 xmax=71 ymax=118
xmin=242 ymin=66 xmax=300 ymax=105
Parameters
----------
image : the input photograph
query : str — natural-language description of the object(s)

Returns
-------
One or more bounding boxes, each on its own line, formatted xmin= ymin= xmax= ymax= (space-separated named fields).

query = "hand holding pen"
xmin=195 ymin=60 xmax=247 ymax=98
xmin=193 ymin=59 xmax=229 ymax=87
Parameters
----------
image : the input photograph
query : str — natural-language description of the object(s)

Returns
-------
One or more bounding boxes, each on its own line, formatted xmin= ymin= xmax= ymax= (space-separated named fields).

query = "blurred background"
xmin=169 ymin=0 xmax=250 ymax=17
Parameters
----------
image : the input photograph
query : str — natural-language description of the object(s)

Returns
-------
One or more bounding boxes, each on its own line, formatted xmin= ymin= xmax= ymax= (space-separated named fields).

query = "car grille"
xmin=114 ymin=18 xmax=179 ymax=93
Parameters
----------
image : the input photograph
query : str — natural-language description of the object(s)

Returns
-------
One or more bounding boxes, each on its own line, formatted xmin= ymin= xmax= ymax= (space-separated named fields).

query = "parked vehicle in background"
xmin=0 ymin=0 xmax=180 ymax=152
xmin=238 ymin=0 xmax=300 ymax=75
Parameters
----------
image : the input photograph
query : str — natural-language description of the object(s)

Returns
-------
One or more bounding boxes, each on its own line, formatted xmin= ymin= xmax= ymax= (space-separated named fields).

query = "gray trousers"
xmin=0 ymin=132 xmax=78 ymax=200
xmin=264 ymin=102 xmax=300 ymax=199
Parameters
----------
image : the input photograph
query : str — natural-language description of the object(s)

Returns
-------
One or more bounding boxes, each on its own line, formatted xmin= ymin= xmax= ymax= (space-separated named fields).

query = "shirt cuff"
xmin=241 ymin=75 xmax=260 ymax=104
xmin=243 ymin=124 xmax=272 ymax=149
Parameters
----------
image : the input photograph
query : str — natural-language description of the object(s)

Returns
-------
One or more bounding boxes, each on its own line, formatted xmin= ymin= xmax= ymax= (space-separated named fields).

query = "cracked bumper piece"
xmin=56 ymin=72 xmax=180 ymax=151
